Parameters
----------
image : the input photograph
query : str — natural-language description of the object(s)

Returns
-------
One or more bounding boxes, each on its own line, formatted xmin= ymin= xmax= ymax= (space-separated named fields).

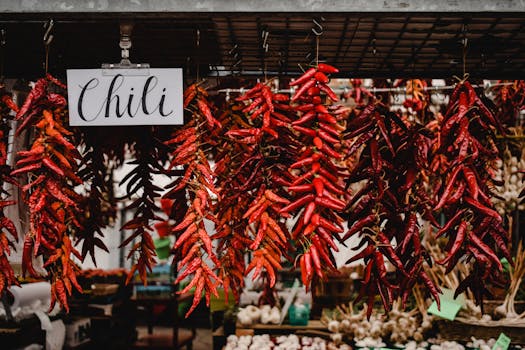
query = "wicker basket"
xmin=436 ymin=317 xmax=525 ymax=345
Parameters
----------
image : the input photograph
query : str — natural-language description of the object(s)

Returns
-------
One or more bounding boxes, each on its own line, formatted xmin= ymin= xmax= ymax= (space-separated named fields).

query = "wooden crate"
xmin=436 ymin=317 xmax=525 ymax=345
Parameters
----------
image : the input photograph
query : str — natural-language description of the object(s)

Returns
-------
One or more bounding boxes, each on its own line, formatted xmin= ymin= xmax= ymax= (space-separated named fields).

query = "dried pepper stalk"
xmin=119 ymin=127 xmax=165 ymax=286
xmin=285 ymin=63 xmax=347 ymax=290
xmin=75 ymin=129 xmax=117 ymax=265
xmin=433 ymin=80 xmax=510 ymax=305
xmin=163 ymin=83 xmax=222 ymax=317
xmin=13 ymin=75 xmax=83 ymax=312
xmin=216 ymin=82 xmax=297 ymax=305
xmin=0 ymin=89 xmax=19 ymax=295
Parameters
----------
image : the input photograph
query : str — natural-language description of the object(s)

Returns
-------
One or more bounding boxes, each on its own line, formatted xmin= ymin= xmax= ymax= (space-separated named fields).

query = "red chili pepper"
xmin=401 ymin=213 xmax=418 ymax=254
xmin=292 ymin=79 xmax=316 ymax=102
xmin=314 ymin=71 xmax=329 ymax=83
xmin=314 ymin=196 xmax=345 ymax=211
xmin=445 ymin=181 xmax=466 ymax=205
xmin=318 ymin=83 xmax=339 ymax=102
xmin=435 ymin=208 xmax=466 ymax=238
xmin=435 ymin=165 xmax=463 ymax=210
xmin=316 ymin=226 xmax=339 ymax=251
xmin=312 ymin=177 xmax=324 ymax=196
xmin=318 ymin=113 xmax=337 ymax=124
xmin=303 ymin=252 xmax=313 ymax=288
xmin=468 ymin=232 xmax=503 ymax=271
xmin=462 ymin=167 xmax=479 ymax=201
xmin=292 ymin=110 xmax=316 ymax=126
xmin=317 ymin=63 xmax=339 ymax=74
xmin=299 ymin=254 xmax=308 ymax=285
xmin=320 ymin=143 xmax=342 ymax=159
xmin=288 ymin=183 xmax=314 ymax=193
xmin=313 ymin=136 xmax=324 ymax=149
xmin=463 ymin=196 xmax=502 ymax=222
xmin=293 ymin=125 xmax=317 ymax=137
xmin=309 ymin=245 xmax=323 ymax=278
xmin=419 ymin=270 xmax=441 ymax=310
xmin=303 ymin=201 xmax=316 ymax=225
xmin=279 ymin=194 xmax=315 ymax=214
xmin=438 ymin=220 xmax=467 ymax=265
xmin=312 ymin=235 xmax=336 ymax=269
xmin=317 ymin=129 xmax=339 ymax=144
xmin=377 ymin=232 xmax=404 ymax=270
xmin=290 ymin=68 xmax=317 ymax=87
xmin=341 ymin=214 xmax=376 ymax=241
xmin=345 ymin=245 xmax=375 ymax=265
xmin=318 ymin=216 xmax=344 ymax=234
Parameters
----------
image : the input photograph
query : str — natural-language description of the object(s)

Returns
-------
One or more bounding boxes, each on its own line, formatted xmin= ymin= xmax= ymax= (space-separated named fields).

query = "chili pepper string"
xmin=162 ymin=83 xmax=222 ymax=317
xmin=282 ymin=63 xmax=347 ymax=291
xmin=12 ymin=75 xmax=84 ymax=312
xmin=0 ymin=89 xmax=19 ymax=295
xmin=491 ymin=80 xmax=525 ymax=127
xmin=216 ymin=82 xmax=297 ymax=305
xmin=432 ymin=80 xmax=510 ymax=307
xmin=342 ymin=101 xmax=442 ymax=317
xmin=74 ymin=128 xmax=120 ymax=266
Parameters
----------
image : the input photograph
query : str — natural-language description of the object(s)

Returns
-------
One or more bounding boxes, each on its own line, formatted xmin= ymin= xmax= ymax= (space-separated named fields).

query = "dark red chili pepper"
xmin=401 ymin=213 xmax=418 ymax=254
xmin=462 ymin=167 xmax=479 ymax=201
xmin=463 ymin=196 xmax=502 ymax=222
xmin=345 ymin=245 xmax=375 ymax=265
xmin=376 ymin=232 xmax=406 ymax=273
xmin=341 ymin=214 xmax=376 ymax=241
xmin=435 ymin=165 xmax=463 ymax=210
xmin=438 ymin=220 xmax=467 ymax=265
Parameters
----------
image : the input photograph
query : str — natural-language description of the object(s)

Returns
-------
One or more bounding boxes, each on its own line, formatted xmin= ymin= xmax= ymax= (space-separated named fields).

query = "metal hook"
xmin=262 ymin=29 xmax=269 ymax=53
xmin=311 ymin=17 xmax=324 ymax=36
xmin=43 ymin=19 xmax=54 ymax=46
xmin=196 ymin=28 xmax=200 ymax=48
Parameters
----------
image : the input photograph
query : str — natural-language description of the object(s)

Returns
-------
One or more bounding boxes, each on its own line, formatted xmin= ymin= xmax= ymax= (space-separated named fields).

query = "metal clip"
xmin=102 ymin=22 xmax=150 ymax=76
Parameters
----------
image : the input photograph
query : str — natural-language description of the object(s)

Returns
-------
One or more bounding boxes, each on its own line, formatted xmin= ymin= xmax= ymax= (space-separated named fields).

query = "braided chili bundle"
xmin=342 ymin=102 xmax=441 ymax=317
xmin=13 ymin=76 xmax=84 ymax=312
xmin=217 ymin=83 xmax=298 ymax=305
xmin=0 ymin=90 xmax=19 ymax=295
xmin=492 ymin=80 xmax=525 ymax=127
xmin=163 ymin=83 xmax=222 ymax=317
xmin=284 ymin=63 xmax=347 ymax=290
xmin=388 ymin=125 xmax=441 ymax=308
xmin=433 ymin=81 xmax=510 ymax=305
xmin=212 ymin=105 xmax=250 ymax=302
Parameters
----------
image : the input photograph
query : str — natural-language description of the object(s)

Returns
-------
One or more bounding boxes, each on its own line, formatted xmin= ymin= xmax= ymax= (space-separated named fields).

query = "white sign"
xmin=66 ymin=68 xmax=183 ymax=126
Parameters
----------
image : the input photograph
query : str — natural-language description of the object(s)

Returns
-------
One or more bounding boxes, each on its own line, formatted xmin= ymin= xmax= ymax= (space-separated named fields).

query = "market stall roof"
xmin=0 ymin=0 xmax=524 ymax=79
